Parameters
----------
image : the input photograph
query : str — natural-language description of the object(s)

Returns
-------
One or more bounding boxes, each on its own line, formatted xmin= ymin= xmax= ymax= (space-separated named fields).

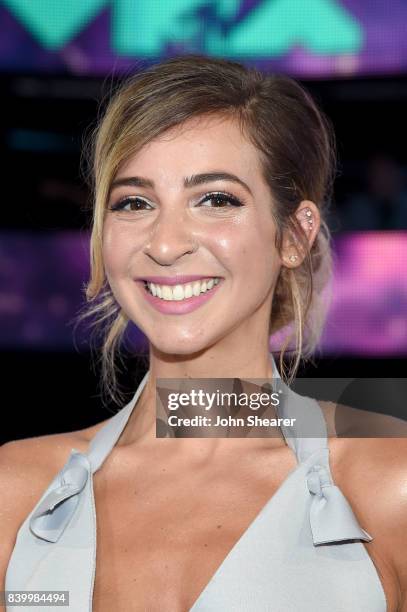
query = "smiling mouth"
xmin=143 ymin=277 xmax=221 ymax=301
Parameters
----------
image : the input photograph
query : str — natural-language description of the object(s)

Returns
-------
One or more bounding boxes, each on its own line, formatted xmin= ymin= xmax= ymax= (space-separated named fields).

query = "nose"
xmin=142 ymin=208 xmax=199 ymax=266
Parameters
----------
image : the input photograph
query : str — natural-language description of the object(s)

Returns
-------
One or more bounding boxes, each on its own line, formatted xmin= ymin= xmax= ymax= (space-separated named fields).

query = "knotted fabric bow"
xmin=29 ymin=450 xmax=90 ymax=543
xmin=306 ymin=462 xmax=373 ymax=545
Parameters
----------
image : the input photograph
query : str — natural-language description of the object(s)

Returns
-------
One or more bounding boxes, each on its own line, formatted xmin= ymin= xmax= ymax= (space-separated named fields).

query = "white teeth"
xmin=162 ymin=286 xmax=172 ymax=300
xmin=172 ymin=285 xmax=184 ymax=301
xmin=146 ymin=277 xmax=221 ymax=301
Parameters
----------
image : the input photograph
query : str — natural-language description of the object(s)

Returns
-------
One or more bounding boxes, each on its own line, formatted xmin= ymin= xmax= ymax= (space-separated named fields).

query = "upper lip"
xmin=136 ymin=275 xmax=221 ymax=286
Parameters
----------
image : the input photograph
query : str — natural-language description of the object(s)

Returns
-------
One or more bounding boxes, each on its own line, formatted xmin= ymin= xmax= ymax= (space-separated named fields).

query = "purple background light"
xmin=1 ymin=230 xmax=406 ymax=355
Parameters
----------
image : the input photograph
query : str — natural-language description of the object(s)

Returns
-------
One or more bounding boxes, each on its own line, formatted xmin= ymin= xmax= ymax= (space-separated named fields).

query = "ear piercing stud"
xmin=305 ymin=208 xmax=313 ymax=229
xmin=288 ymin=208 xmax=314 ymax=264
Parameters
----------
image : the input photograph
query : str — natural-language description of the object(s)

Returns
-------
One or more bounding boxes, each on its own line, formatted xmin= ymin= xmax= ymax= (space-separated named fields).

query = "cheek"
xmin=217 ymin=223 xmax=276 ymax=285
xmin=102 ymin=222 xmax=135 ymax=277
xmin=102 ymin=226 xmax=119 ymax=277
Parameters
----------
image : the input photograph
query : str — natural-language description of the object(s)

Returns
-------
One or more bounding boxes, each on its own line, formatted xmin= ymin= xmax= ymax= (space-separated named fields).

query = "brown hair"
xmin=75 ymin=54 xmax=336 ymax=406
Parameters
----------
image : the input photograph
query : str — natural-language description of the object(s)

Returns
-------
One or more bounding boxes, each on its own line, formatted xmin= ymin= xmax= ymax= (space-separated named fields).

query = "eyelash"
xmin=109 ymin=191 xmax=245 ymax=212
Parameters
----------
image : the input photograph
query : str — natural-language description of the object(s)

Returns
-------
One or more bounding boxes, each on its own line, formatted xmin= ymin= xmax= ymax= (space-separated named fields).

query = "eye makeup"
xmin=108 ymin=190 xmax=246 ymax=212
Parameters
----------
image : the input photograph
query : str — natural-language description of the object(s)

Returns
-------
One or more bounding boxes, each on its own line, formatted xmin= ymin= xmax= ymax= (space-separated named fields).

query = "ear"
xmin=281 ymin=200 xmax=320 ymax=268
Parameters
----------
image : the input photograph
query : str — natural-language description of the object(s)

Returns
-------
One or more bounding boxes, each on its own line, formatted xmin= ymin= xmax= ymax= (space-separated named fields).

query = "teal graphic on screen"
xmin=2 ymin=0 xmax=107 ymax=49
xmin=1 ymin=0 xmax=363 ymax=55
xmin=2 ymin=1 xmax=405 ymax=76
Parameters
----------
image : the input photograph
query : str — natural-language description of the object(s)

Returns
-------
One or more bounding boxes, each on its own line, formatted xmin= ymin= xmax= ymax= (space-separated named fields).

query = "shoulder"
xmin=0 ymin=419 xmax=109 ymax=589
xmin=319 ymin=401 xmax=407 ymax=608
xmin=0 ymin=417 xmax=110 ymax=508
xmin=320 ymin=401 xmax=407 ymax=539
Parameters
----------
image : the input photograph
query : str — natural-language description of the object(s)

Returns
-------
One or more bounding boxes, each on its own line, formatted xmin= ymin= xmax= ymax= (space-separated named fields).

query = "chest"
xmin=91 ymin=446 xmax=296 ymax=612
xmin=89 ymin=444 xmax=398 ymax=612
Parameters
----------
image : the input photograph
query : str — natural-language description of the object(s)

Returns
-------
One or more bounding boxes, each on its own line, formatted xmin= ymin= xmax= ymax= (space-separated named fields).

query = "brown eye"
xmin=110 ymin=197 xmax=153 ymax=212
xmin=198 ymin=192 xmax=245 ymax=208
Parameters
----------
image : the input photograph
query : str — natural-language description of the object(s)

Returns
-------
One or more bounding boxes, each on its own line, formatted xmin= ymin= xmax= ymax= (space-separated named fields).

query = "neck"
xmin=117 ymin=339 xmax=279 ymax=452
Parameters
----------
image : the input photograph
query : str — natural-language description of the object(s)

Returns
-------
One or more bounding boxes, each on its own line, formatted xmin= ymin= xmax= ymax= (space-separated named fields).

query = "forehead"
xmin=116 ymin=114 xmax=263 ymax=182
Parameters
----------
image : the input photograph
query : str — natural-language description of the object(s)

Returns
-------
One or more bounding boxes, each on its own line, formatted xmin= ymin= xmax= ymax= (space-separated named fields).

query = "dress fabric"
xmin=5 ymin=355 xmax=387 ymax=611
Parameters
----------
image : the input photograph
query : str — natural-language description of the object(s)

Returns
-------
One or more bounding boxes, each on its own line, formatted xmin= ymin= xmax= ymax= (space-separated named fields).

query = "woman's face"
xmin=102 ymin=114 xmax=284 ymax=355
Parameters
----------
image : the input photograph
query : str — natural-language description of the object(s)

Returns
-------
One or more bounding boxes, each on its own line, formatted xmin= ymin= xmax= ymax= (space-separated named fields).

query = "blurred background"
xmin=1 ymin=0 xmax=406 ymax=442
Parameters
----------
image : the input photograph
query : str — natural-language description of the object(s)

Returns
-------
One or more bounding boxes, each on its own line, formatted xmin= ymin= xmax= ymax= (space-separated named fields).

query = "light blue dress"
xmin=5 ymin=354 xmax=387 ymax=611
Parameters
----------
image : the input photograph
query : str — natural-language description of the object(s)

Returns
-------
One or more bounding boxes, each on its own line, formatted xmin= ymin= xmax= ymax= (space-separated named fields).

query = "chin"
xmin=148 ymin=330 xmax=219 ymax=358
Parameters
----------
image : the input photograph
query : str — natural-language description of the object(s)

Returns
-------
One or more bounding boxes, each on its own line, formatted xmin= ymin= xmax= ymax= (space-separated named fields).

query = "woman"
xmin=1 ymin=54 xmax=407 ymax=611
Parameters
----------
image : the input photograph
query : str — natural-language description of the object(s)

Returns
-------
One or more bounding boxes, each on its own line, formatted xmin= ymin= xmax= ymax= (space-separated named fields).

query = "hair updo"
xmin=76 ymin=54 xmax=336 ymax=406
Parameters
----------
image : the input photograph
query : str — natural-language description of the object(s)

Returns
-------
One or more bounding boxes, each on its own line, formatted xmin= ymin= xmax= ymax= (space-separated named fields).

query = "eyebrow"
xmin=109 ymin=171 xmax=253 ymax=196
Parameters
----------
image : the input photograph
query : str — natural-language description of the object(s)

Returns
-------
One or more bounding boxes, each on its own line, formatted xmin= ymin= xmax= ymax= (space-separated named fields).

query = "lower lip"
xmin=137 ymin=280 xmax=223 ymax=314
